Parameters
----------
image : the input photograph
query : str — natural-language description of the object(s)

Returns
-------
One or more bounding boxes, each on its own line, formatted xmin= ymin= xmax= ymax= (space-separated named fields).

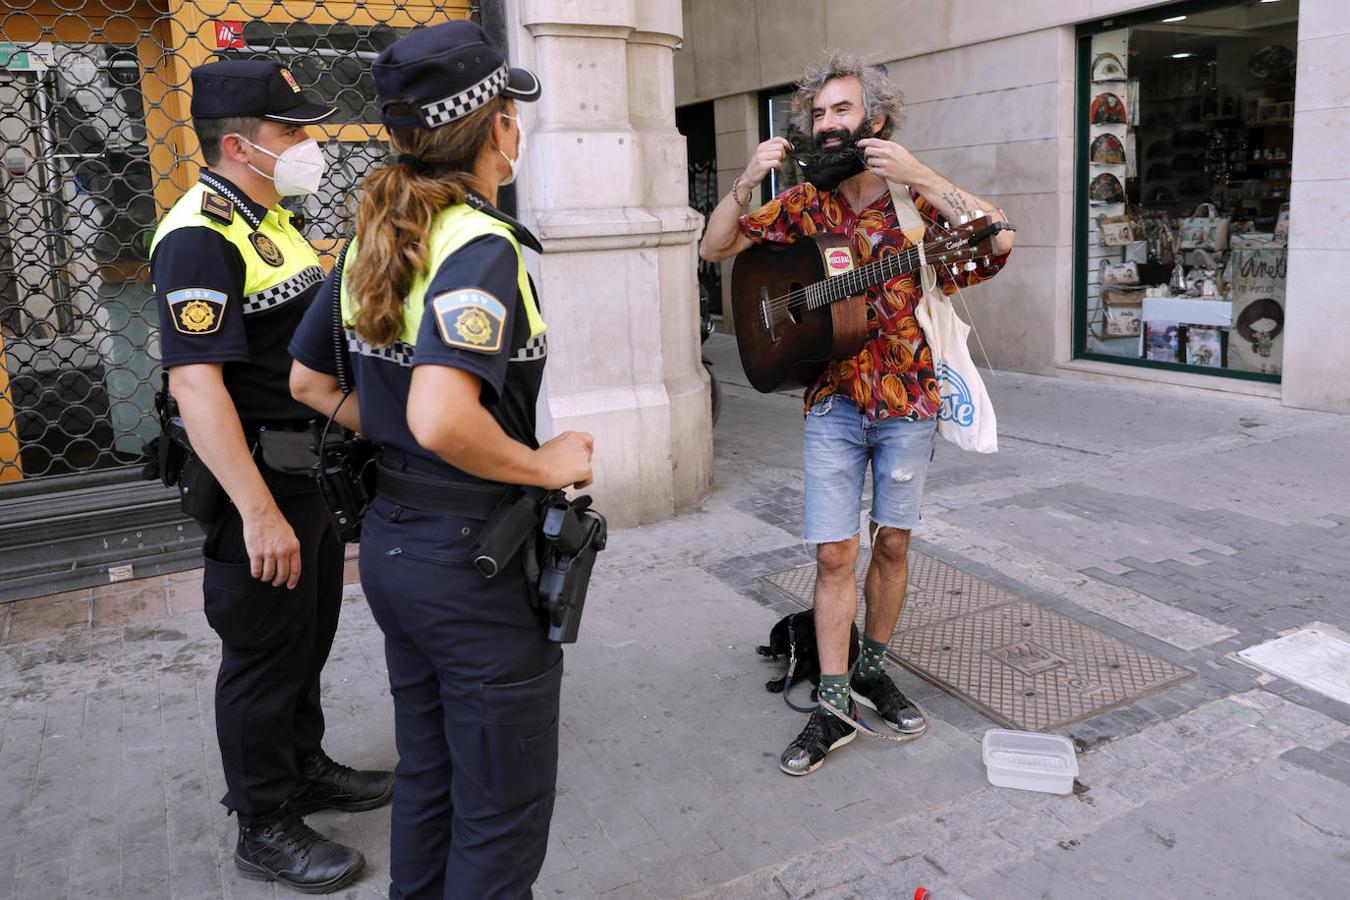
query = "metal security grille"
xmin=687 ymin=156 xmax=722 ymax=316
xmin=0 ymin=0 xmax=474 ymax=598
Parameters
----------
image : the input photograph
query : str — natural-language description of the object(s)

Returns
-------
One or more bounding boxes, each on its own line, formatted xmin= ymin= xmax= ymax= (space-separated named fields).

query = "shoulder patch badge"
xmin=249 ymin=232 xmax=285 ymax=267
xmin=280 ymin=68 xmax=303 ymax=93
xmin=432 ymin=289 xmax=507 ymax=353
xmin=200 ymin=191 xmax=234 ymax=225
xmin=167 ymin=288 xmax=228 ymax=335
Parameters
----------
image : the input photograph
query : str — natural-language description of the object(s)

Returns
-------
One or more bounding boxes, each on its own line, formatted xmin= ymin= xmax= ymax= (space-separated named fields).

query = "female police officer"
xmin=288 ymin=21 xmax=593 ymax=900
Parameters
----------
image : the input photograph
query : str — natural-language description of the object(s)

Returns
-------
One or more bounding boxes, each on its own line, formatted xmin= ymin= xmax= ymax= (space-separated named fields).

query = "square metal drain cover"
xmin=762 ymin=550 xmax=1190 ymax=731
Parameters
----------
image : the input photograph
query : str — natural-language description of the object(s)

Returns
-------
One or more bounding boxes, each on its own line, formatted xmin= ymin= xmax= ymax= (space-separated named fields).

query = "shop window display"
xmin=1079 ymin=0 xmax=1297 ymax=379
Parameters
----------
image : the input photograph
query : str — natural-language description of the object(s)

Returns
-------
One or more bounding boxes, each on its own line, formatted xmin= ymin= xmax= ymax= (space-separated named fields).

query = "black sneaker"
xmin=235 ymin=806 xmax=365 ymax=894
xmin=779 ymin=702 xmax=859 ymax=776
xmin=292 ymin=750 xmax=394 ymax=815
xmin=851 ymin=671 xmax=926 ymax=736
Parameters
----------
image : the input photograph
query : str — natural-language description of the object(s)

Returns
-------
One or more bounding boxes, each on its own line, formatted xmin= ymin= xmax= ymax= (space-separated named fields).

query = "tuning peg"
xmin=955 ymin=214 xmax=969 ymax=225
xmin=964 ymin=260 xmax=977 ymax=272
xmin=972 ymin=209 xmax=986 ymax=218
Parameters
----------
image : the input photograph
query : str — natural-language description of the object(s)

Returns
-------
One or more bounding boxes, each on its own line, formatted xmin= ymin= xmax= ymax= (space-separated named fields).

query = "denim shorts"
xmin=802 ymin=394 xmax=937 ymax=543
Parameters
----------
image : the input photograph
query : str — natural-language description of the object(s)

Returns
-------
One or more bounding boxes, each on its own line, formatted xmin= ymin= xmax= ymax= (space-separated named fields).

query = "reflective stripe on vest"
xmin=149 ymin=182 xmax=324 ymax=315
xmin=339 ymin=202 xmax=545 ymax=356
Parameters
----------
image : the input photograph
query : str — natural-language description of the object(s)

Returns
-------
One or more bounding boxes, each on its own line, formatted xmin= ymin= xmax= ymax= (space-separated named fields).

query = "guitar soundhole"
xmin=787 ymin=283 xmax=804 ymax=325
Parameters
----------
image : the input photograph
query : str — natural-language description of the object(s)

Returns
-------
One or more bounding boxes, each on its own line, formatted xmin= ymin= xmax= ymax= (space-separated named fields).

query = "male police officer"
xmin=150 ymin=60 xmax=392 ymax=893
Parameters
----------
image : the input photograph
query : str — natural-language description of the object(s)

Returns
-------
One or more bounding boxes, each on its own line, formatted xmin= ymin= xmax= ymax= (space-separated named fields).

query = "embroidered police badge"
xmin=432 ymin=289 xmax=506 ymax=353
xmin=200 ymin=191 xmax=234 ymax=225
xmin=167 ymin=288 xmax=228 ymax=335
xmin=250 ymin=232 xmax=285 ymax=267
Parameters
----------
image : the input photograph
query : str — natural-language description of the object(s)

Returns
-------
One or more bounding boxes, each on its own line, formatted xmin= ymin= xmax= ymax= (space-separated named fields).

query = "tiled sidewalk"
xmin=4 ymin=337 xmax=1350 ymax=898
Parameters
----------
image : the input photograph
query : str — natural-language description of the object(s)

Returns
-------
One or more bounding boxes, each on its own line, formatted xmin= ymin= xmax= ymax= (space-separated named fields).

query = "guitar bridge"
xmin=760 ymin=286 xmax=777 ymax=342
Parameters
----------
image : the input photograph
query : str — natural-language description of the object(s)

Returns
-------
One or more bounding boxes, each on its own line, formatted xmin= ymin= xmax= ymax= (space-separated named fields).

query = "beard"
xmin=797 ymin=122 xmax=873 ymax=191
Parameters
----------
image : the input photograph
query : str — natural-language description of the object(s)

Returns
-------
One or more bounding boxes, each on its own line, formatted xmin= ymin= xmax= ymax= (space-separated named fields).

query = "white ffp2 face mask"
xmin=237 ymin=136 xmax=327 ymax=196
xmin=498 ymin=114 xmax=525 ymax=186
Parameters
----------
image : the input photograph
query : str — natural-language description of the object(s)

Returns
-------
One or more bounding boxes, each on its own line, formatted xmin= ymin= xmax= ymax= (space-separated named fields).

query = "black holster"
xmin=377 ymin=467 xmax=608 ymax=643
xmin=142 ymin=376 xmax=225 ymax=520
xmin=314 ymin=433 xmax=378 ymax=543
xmin=536 ymin=494 xmax=607 ymax=644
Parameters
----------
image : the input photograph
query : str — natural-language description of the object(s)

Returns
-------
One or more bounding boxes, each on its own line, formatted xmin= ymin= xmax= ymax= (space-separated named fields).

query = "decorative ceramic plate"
xmin=1248 ymin=45 xmax=1294 ymax=82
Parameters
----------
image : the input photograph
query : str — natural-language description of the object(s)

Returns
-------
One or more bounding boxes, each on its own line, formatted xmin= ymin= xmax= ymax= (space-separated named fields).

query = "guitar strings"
xmin=762 ymin=234 xmax=963 ymax=316
xmin=762 ymin=242 xmax=924 ymax=315
xmin=757 ymin=211 xmax=1005 ymax=378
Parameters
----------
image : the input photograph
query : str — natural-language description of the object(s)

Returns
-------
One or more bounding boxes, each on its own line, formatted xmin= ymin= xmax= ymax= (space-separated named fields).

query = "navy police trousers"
xmin=361 ymin=497 xmax=563 ymax=900
xmin=201 ymin=488 xmax=344 ymax=816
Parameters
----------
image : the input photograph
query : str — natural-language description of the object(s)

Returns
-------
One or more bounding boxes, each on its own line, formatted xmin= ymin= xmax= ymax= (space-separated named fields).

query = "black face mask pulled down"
xmin=792 ymin=124 xmax=872 ymax=192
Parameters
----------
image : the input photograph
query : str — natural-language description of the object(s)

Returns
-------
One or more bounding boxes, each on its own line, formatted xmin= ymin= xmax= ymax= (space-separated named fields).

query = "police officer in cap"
xmin=151 ymin=59 xmax=393 ymax=893
xmin=290 ymin=20 xmax=592 ymax=899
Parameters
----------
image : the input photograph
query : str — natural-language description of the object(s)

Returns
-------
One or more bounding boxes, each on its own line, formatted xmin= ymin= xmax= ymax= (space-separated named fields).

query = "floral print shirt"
xmin=739 ymin=182 xmax=1008 ymax=420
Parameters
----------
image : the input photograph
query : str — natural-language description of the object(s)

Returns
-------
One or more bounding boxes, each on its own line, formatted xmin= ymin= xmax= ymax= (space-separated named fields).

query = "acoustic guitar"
xmin=730 ymin=214 xmax=1011 ymax=393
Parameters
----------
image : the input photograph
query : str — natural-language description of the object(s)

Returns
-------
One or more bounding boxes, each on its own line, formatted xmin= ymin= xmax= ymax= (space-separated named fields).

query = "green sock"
xmin=856 ymin=636 xmax=889 ymax=680
xmin=818 ymin=673 xmax=851 ymax=713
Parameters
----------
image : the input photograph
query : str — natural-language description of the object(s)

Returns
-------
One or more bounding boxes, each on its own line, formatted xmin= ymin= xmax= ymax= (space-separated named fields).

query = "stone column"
xmin=507 ymin=0 xmax=712 ymax=525
xmin=1281 ymin=0 xmax=1350 ymax=413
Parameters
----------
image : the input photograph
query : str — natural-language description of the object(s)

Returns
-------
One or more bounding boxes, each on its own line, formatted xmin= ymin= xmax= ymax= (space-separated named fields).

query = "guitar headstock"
xmin=926 ymin=214 xmax=1014 ymax=269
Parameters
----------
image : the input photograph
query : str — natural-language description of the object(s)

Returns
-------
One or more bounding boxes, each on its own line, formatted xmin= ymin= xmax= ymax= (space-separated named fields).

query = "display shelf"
xmin=1142 ymin=297 xmax=1232 ymax=327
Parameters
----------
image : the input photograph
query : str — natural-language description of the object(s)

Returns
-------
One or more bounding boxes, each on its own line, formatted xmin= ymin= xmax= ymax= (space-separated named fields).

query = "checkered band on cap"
xmin=420 ymin=65 xmax=509 ymax=129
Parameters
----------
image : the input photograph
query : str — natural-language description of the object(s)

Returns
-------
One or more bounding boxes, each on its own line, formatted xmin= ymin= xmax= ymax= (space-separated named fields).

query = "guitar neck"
xmin=806 ymin=243 xmax=929 ymax=310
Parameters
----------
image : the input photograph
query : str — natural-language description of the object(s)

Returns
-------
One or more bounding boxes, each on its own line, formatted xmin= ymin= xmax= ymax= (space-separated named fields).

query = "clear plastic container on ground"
xmin=981 ymin=728 xmax=1078 ymax=794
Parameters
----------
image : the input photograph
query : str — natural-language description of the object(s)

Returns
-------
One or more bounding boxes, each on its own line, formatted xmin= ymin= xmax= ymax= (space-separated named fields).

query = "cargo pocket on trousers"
xmin=480 ymin=654 xmax=564 ymax=809
xmin=201 ymin=556 xmax=300 ymax=650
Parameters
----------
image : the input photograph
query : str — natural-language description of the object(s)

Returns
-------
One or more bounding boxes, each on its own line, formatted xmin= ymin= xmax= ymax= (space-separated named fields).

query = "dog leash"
xmin=820 ymin=698 xmax=926 ymax=743
xmin=777 ymin=613 xmax=926 ymax=741
xmin=779 ymin=615 xmax=825 ymax=714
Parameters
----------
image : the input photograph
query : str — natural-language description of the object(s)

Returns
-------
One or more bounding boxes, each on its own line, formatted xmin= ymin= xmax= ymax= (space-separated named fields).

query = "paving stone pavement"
xmin=1 ymin=334 xmax=1349 ymax=899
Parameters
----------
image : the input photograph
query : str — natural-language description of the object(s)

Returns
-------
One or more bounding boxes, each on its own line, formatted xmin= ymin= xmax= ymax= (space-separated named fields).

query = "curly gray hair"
xmin=790 ymin=49 xmax=905 ymax=141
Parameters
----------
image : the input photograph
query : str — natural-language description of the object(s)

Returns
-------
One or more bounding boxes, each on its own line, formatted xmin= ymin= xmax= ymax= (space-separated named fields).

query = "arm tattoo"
xmin=941 ymin=188 xmax=972 ymax=218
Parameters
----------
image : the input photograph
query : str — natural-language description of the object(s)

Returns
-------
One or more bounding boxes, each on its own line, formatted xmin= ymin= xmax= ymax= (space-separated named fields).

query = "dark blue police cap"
xmin=190 ymin=60 xmax=337 ymax=124
xmin=373 ymin=20 xmax=541 ymax=130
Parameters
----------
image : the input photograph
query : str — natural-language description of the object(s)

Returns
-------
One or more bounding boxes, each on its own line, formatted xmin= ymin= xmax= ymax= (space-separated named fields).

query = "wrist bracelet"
xmin=731 ymin=176 xmax=752 ymax=208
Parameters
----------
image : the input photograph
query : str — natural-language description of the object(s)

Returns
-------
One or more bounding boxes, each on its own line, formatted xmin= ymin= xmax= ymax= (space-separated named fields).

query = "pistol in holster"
xmin=142 ymin=374 xmax=225 ymax=521
xmin=536 ymin=494 xmax=608 ymax=644
xmin=468 ymin=490 xmax=607 ymax=644
xmin=312 ymin=429 xmax=378 ymax=543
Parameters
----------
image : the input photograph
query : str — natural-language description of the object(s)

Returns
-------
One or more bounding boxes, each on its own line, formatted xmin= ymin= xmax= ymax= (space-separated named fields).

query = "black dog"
xmin=757 ymin=610 xmax=861 ymax=707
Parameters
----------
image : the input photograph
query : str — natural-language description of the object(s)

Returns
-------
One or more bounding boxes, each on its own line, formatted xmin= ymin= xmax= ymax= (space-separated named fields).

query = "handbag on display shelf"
xmin=1099 ymin=259 xmax=1140 ymax=285
xmin=1097 ymin=205 xmax=1144 ymax=246
xmin=1124 ymin=240 xmax=1149 ymax=264
xmin=1150 ymin=220 xmax=1176 ymax=266
xmin=1101 ymin=287 xmax=1144 ymax=338
xmin=1186 ymin=249 xmax=1223 ymax=298
xmin=1178 ymin=202 xmax=1230 ymax=251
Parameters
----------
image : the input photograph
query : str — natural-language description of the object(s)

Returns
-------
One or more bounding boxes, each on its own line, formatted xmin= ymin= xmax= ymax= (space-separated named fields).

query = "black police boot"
xmin=235 ymin=806 xmax=365 ymax=894
xmin=291 ymin=749 xmax=394 ymax=815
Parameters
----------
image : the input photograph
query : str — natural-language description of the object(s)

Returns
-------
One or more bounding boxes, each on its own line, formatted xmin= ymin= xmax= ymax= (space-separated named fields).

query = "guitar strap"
xmin=885 ymin=181 xmax=929 ymax=250
xmin=887 ymin=181 xmax=938 ymax=294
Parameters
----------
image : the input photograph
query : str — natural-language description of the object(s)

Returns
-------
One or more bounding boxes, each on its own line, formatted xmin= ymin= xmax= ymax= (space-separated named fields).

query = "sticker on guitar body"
xmin=825 ymin=248 xmax=855 ymax=275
